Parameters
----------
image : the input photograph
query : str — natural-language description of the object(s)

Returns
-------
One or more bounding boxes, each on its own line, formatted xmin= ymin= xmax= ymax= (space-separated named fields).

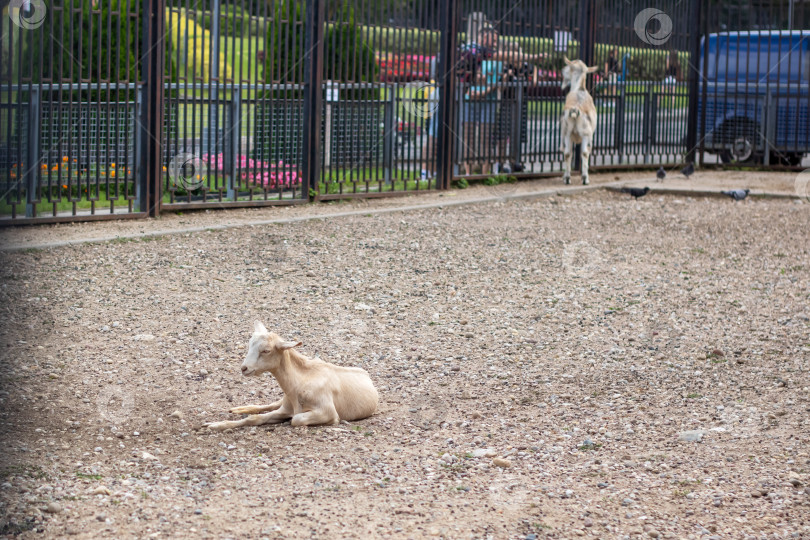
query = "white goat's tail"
xmin=567 ymin=108 xmax=581 ymax=119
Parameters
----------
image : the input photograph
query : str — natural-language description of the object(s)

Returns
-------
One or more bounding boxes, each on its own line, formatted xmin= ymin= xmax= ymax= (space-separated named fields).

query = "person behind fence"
xmin=465 ymin=67 xmax=499 ymax=175
xmin=420 ymin=56 xmax=440 ymax=181
xmin=603 ymin=47 xmax=620 ymax=104
xmin=459 ymin=26 xmax=545 ymax=175
xmin=493 ymin=41 xmax=537 ymax=174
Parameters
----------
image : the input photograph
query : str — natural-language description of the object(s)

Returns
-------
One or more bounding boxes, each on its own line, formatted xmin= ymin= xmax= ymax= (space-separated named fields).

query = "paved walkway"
xmin=0 ymin=170 xmax=804 ymax=251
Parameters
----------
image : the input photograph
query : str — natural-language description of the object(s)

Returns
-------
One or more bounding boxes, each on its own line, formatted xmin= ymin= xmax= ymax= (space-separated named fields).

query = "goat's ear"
xmin=563 ymin=56 xmax=571 ymax=65
xmin=277 ymin=340 xmax=302 ymax=351
xmin=587 ymin=65 xmax=599 ymax=73
xmin=254 ymin=320 xmax=268 ymax=334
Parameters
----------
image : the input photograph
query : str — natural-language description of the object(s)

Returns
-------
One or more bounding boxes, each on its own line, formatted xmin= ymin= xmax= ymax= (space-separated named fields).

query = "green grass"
xmin=0 ymin=178 xmax=305 ymax=216
xmin=2 ymin=164 xmax=432 ymax=215
xmin=318 ymin=168 xmax=431 ymax=195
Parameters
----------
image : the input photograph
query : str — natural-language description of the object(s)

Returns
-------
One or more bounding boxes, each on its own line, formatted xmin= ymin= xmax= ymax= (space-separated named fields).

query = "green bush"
xmin=263 ymin=0 xmax=306 ymax=87
xmin=31 ymin=0 xmax=175 ymax=92
xmin=167 ymin=9 xmax=232 ymax=83
xmin=323 ymin=5 xmax=379 ymax=100
xmin=363 ymin=26 xmax=440 ymax=55
xmin=262 ymin=1 xmax=378 ymax=99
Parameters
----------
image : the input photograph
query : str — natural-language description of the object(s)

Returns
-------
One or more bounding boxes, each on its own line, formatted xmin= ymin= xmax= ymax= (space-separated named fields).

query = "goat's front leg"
xmin=290 ymin=403 xmax=340 ymax=427
xmin=205 ymin=398 xmax=293 ymax=431
xmin=560 ymin=128 xmax=573 ymax=185
xmin=229 ymin=398 xmax=284 ymax=415
xmin=580 ymin=135 xmax=592 ymax=185
xmin=204 ymin=408 xmax=293 ymax=432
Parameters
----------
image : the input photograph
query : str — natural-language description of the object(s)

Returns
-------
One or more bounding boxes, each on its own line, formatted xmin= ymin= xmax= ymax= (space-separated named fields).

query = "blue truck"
xmin=700 ymin=31 xmax=810 ymax=165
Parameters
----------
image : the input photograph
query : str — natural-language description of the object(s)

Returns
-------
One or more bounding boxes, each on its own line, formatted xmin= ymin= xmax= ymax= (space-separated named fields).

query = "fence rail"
xmin=0 ymin=0 xmax=808 ymax=224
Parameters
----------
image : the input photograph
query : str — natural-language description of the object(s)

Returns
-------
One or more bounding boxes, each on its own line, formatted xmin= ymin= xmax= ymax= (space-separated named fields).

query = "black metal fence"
xmin=0 ymin=0 xmax=808 ymax=223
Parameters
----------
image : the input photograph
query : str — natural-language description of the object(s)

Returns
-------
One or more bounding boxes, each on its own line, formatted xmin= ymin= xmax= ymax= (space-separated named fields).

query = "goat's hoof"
xmin=582 ymin=178 xmax=589 ymax=185
xmin=202 ymin=422 xmax=228 ymax=432
xmin=563 ymin=177 xmax=571 ymax=185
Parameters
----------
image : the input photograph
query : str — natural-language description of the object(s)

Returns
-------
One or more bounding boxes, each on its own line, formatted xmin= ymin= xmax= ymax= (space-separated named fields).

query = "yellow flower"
xmin=110 ymin=163 xmax=116 ymax=168
xmin=62 ymin=156 xmax=68 ymax=162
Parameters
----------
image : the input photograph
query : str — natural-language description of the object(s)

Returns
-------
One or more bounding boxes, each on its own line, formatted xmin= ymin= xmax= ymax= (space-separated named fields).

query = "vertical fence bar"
xmin=685 ymin=0 xmax=702 ymax=165
xmin=383 ymin=85 xmax=394 ymax=184
xmin=436 ymin=0 xmax=458 ymax=190
xmin=574 ymin=0 xmax=595 ymax=173
xmin=302 ymin=0 xmax=324 ymax=199
xmin=644 ymin=85 xmax=653 ymax=163
xmin=227 ymin=87 xmax=240 ymax=200
xmin=25 ymin=87 xmax=40 ymax=218
xmin=139 ymin=0 xmax=166 ymax=216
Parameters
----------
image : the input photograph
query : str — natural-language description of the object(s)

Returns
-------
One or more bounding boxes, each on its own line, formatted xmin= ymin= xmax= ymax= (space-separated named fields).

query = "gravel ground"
xmin=0 ymin=188 xmax=808 ymax=539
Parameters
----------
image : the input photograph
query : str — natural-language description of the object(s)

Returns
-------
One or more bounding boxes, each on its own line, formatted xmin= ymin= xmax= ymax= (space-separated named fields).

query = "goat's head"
xmin=240 ymin=321 xmax=301 ymax=376
xmin=561 ymin=57 xmax=599 ymax=92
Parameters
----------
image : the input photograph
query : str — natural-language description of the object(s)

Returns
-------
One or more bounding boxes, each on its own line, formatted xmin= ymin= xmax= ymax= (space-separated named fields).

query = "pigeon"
xmin=721 ymin=188 xmax=750 ymax=201
xmin=620 ymin=186 xmax=650 ymax=199
xmin=656 ymin=166 xmax=666 ymax=182
xmin=681 ymin=162 xmax=694 ymax=178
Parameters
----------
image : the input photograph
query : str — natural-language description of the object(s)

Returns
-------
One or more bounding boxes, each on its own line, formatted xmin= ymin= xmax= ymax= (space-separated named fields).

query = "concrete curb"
xmin=1 ymin=181 xmax=801 ymax=252
xmin=0 ymin=182 xmax=615 ymax=252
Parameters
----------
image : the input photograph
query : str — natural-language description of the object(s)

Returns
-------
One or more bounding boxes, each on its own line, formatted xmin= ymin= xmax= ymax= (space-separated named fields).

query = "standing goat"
xmin=560 ymin=57 xmax=599 ymax=185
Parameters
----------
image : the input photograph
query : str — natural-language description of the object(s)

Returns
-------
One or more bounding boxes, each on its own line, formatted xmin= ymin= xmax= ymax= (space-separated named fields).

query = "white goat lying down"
xmin=560 ymin=57 xmax=599 ymax=185
xmin=204 ymin=322 xmax=379 ymax=431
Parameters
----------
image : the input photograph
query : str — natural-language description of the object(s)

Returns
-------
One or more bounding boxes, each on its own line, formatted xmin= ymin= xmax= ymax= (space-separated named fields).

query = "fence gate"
xmin=160 ymin=0 xmax=309 ymax=211
xmin=314 ymin=0 xmax=444 ymax=199
xmin=1 ymin=0 xmax=148 ymax=223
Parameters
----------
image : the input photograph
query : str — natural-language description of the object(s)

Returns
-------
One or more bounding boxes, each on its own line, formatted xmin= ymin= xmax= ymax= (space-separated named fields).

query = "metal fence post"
xmin=436 ymin=0 xmax=458 ymax=190
xmin=227 ymin=88 xmax=240 ymax=200
xmin=574 ymin=0 xmax=595 ymax=173
xmin=579 ymin=0 xmax=595 ymax=68
xmin=643 ymin=85 xmax=654 ymax=164
xmin=302 ymin=0 xmax=325 ymax=200
xmin=616 ymin=84 xmax=625 ymax=163
xmin=383 ymin=85 xmax=395 ymax=183
xmin=25 ymin=86 xmax=40 ymax=218
xmin=209 ymin=0 xmax=220 ymax=134
xmin=763 ymin=90 xmax=774 ymax=165
xmin=135 ymin=86 xmax=144 ymax=211
xmin=512 ymin=83 xmax=524 ymax=168
xmin=139 ymin=0 xmax=166 ymax=217
xmin=685 ymin=0 xmax=702 ymax=166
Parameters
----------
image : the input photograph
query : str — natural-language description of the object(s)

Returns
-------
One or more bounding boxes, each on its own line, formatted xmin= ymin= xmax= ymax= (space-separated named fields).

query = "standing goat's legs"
xmin=580 ymin=135 xmax=592 ymax=185
xmin=561 ymin=133 xmax=573 ymax=185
